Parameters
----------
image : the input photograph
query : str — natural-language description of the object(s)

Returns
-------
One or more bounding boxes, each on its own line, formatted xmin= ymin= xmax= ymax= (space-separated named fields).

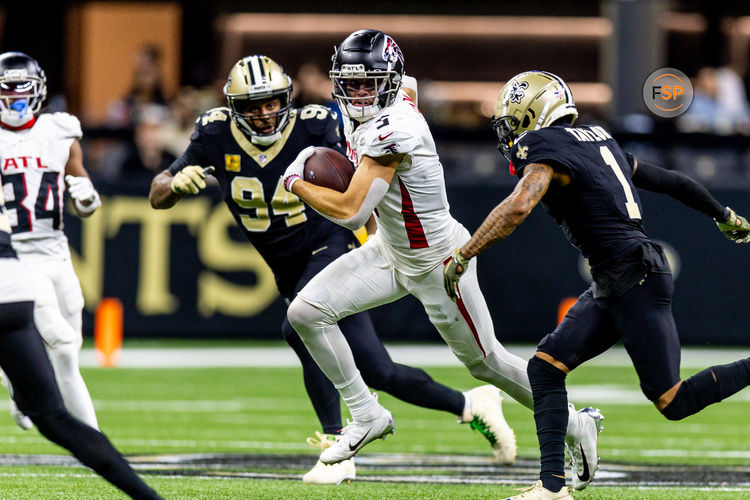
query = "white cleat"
xmin=2 ymin=369 xmax=32 ymax=431
xmin=460 ymin=385 xmax=516 ymax=465
xmin=302 ymin=459 xmax=356 ymax=485
xmin=565 ymin=405 xmax=603 ymax=491
xmin=302 ymin=432 xmax=356 ymax=485
xmin=502 ymin=481 xmax=573 ymax=500
xmin=319 ymin=407 xmax=394 ymax=465
xmin=8 ymin=398 xmax=32 ymax=431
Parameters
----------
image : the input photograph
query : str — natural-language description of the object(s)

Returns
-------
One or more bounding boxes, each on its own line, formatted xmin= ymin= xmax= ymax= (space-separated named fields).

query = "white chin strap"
xmin=346 ymin=103 xmax=380 ymax=122
xmin=250 ymin=131 xmax=282 ymax=145
xmin=0 ymin=109 xmax=33 ymax=128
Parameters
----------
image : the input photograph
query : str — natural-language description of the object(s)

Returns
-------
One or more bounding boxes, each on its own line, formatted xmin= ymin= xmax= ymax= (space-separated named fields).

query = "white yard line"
xmin=78 ymin=345 xmax=749 ymax=369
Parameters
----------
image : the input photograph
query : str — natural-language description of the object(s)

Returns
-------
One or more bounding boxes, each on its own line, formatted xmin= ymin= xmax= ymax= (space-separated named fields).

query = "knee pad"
xmin=286 ymin=298 xmax=327 ymax=331
xmin=527 ymin=356 xmax=567 ymax=391
xmin=358 ymin=361 xmax=395 ymax=391
xmin=30 ymin=407 xmax=68 ymax=435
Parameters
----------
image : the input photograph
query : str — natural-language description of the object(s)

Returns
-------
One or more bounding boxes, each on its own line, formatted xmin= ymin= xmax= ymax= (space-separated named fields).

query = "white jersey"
xmin=343 ymin=90 xmax=464 ymax=275
xmin=0 ymin=113 xmax=81 ymax=260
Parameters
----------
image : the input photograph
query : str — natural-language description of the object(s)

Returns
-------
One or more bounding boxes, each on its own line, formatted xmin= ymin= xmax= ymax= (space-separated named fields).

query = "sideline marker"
xmin=95 ymin=298 xmax=123 ymax=367
xmin=557 ymin=296 xmax=577 ymax=325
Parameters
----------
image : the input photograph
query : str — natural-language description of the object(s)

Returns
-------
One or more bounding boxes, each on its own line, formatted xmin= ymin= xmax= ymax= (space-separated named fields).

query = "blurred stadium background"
xmin=4 ymin=0 xmax=749 ymax=345
xmin=2 ymin=1 xmax=750 ymax=498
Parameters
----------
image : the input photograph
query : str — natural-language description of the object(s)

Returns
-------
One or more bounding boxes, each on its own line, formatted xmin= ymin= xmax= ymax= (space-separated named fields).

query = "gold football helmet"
xmin=224 ymin=55 xmax=293 ymax=145
xmin=491 ymin=71 xmax=578 ymax=159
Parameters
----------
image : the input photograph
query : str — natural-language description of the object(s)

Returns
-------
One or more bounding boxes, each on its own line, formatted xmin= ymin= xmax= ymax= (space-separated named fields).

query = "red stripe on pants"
xmin=398 ymin=178 xmax=428 ymax=249
xmin=443 ymin=255 xmax=486 ymax=358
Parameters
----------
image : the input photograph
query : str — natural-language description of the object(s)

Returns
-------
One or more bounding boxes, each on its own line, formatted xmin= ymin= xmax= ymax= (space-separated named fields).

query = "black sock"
xmin=662 ymin=358 xmax=750 ymax=420
xmin=528 ymin=356 xmax=568 ymax=493
xmin=370 ymin=363 xmax=466 ymax=416
xmin=34 ymin=410 xmax=161 ymax=499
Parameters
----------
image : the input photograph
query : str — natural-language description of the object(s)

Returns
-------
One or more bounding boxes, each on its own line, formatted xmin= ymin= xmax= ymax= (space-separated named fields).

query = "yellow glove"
xmin=171 ymin=166 xmax=214 ymax=195
xmin=716 ymin=207 xmax=750 ymax=243
xmin=443 ymin=249 xmax=470 ymax=300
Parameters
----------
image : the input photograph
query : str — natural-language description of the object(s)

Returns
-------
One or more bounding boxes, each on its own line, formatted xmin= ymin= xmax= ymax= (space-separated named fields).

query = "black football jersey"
xmin=510 ymin=125 xmax=650 ymax=271
xmin=168 ymin=105 xmax=349 ymax=275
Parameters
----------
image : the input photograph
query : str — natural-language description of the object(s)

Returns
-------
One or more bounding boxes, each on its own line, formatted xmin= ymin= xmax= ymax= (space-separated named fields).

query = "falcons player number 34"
xmin=3 ymin=170 xmax=62 ymax=233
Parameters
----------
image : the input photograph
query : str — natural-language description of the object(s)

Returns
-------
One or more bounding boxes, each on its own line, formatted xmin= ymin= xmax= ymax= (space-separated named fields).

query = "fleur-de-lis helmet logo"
xmin=509 ymin=80 xmax=529 ymax=104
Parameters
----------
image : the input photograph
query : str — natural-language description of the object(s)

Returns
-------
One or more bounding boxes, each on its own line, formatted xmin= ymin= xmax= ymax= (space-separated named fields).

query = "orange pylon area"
xmin=557 ymin=296 xmax=578 ymax=325
xmin=95 ymin=298 xmax=123 ymax=368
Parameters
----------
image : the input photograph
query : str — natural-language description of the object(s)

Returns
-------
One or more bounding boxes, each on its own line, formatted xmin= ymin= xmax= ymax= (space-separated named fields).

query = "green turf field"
xmin=1 ymin=355 xmax=749 ymax=499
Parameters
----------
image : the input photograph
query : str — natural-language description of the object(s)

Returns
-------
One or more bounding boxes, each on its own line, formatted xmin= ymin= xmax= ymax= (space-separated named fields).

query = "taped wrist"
xmin=632 ymin=160 xmax=727 ymax=220
xmin=74 ymin=191 xmax=101 ymax=215
xmin=661 ymin=359 xmax=750 ymax=421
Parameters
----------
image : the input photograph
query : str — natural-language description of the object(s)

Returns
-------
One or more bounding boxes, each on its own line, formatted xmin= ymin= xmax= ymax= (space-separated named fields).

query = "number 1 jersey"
xmin=0 ymin=113 xmax=81 ymax=259
xmin=509 ymin=125 xmax=649 ymax=272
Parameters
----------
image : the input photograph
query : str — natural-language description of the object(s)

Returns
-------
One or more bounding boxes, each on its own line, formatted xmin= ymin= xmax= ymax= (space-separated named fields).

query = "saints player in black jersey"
xmin=444 ymin=71 xmax=750 ymax=500
xmin=0 ymin=184 xmax=161 ymax=498
xmin=150 ymin=55 xmax=516 ymax=484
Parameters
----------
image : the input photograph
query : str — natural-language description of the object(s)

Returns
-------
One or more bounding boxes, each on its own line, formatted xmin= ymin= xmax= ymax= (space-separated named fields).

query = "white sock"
xmin=338 ymin=377 xmax=381 ymax=422
xmin=565 ymin=405 xmax=581 ymax=440
xmin=288 ymin=299 xmax=382 ymax=422
xmin=49 ymin=345 xmax=99 ymax=429
xmin=460 ymin=392 xmax=472 ymax=422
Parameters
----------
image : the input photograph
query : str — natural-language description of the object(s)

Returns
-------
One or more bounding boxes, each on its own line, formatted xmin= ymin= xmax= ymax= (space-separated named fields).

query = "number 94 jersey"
xmin=0 ymin=113 xmax=82 ymax=259
xmin=168 ymin=105 xmax=346 ymax=273
xmin=510 ymin=125 xmax=649 ymax=271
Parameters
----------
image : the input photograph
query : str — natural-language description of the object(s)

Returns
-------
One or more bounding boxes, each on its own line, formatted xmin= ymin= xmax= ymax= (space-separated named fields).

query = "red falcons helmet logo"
xmin=382 ymin=35 xmax=404 ymax=66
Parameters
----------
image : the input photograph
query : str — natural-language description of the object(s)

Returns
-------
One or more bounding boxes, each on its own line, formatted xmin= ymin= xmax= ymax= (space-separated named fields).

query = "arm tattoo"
xmin=461 ymin=163 xmax=553 ymax=259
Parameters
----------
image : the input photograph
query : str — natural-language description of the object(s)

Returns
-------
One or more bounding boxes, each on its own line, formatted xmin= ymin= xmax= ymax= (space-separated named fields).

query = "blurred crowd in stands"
xmin=66 ymin=44 xmax=750 ymax=190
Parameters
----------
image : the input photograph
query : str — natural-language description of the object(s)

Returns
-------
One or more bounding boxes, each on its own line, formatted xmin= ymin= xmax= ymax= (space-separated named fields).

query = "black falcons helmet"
xmin=330 ymin=29 xmax=405 ymax=122
xmin=0 ymin=52 xmax=47 ymax=126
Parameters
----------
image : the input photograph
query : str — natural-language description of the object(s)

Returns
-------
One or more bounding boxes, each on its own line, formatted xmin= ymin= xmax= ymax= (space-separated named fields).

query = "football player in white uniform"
xmin=0 ymin=52 xmax=100 ymax=431
xmin=283 ymin=30 xmax=602 ymax=478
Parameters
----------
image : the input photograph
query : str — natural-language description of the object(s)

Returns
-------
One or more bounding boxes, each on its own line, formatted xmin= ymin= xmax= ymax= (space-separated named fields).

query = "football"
xmin=303 ymin=147 xmax=355 ymax=192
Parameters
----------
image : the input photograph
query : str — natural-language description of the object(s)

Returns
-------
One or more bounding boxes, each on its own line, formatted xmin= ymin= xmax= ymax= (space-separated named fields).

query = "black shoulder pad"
xmin=191 ymin=108 xmax=232 ymax=139
xmin=511 ymin=127 xmax=573 ymax=177
xmin=297 ymin=105 xmax=339 ymax=136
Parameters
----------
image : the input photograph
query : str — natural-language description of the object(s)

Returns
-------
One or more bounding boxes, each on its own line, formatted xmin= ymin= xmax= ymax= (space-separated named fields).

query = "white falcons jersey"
xmin=0 ymin=113 xmax=81 ymax=259
xmin=343 ymin=90 xmax=464 ymax=275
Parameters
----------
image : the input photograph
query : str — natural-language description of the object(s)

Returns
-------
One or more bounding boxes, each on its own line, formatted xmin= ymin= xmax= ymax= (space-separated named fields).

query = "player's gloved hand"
xmin=444 ymin=249 xmax=470 ymax=300
xmin=716 ymin=207 xmax=750 ymax=243
xmin=283 ymin=146 xmax=317 ymax=192
xmin=65 ymin=175 xmax=96 ymax=202
xmin=65 ymin=175 xmax=101 ymax=215
xmin=171 ymin=166 xmax=211 ymax=195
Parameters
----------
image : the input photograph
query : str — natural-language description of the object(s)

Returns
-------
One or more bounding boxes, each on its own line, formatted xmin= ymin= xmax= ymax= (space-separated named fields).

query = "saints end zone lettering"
xmin=67 ymin=196 xmax=278 ymax=318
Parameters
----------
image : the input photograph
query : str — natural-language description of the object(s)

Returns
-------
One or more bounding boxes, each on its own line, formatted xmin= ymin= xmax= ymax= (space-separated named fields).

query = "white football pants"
xmin=17 ymin=257 xmax=98 ymax=429
xmin=288 ymin=230 xmax=534 ymax=412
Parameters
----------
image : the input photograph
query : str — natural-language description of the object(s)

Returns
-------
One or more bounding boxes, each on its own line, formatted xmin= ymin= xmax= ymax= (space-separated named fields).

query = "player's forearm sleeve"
xmin=632 ymin=159 xmax=729 ymax=221
xmin=317 ymin=177 xmax=390 ymax=230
